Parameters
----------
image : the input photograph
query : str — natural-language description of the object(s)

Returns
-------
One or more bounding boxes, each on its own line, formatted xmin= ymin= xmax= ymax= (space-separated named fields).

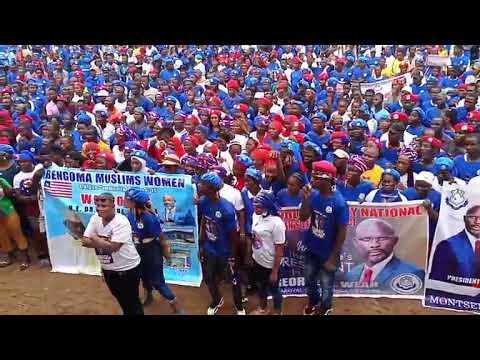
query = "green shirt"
xmin=0 ymin=177 xmax=15 ymax=216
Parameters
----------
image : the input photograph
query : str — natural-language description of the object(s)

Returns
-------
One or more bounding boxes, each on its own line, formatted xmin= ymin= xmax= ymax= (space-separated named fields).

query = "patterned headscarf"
xmin=348 ymin=155 xmax=369 ymax=173
xmin=196 ymin=153 xmax=218 ymax=170
xmin=181 ymin=155 xmax=198 ymax=167
xmin=116 ymin=124 xmax=139 ymax=142
xmin=399 ymin=145 xmax=419 ymax=163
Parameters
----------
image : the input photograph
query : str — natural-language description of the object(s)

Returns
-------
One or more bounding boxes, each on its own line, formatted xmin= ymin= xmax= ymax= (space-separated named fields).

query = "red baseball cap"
xmin=453 ymin=123 xmax=475 ymax=133
xmin=390 ymin=112 xmax=409 ymax=122
xmin=312 ymin=160 xmax=337 ymax=178
xmin=421 ymin=136 xmax=443 ymax=149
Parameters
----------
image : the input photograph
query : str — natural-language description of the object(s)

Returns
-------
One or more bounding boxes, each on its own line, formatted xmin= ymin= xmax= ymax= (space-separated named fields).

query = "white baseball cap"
xmin=333 ymin=149 xmax=350 ymax=159
xmin=416 ymin=171 xmax=435 ymax=186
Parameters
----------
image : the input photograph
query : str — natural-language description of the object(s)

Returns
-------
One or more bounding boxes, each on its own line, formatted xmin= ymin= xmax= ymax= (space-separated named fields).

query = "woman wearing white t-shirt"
xmin=249 ymin=190 xmax=286 ymax=315
xmin=82 ymin=193 xmax=143 ymax=315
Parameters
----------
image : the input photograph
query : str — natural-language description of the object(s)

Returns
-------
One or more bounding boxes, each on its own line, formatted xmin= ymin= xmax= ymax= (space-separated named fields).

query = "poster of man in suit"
xmin=424 ymin=183 xmax=480 ymax=314
xmin=335 ymin=201 xmax=428 ymax=298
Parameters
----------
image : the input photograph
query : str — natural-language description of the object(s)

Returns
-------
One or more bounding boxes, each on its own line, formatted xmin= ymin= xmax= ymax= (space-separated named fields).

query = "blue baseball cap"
xmin=350 ymin=119 xmax=368 ymax=129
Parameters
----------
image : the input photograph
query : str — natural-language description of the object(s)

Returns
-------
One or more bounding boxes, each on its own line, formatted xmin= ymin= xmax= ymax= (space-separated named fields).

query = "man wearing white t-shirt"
xmin=82 ymin=193 xmax=143 ymax=315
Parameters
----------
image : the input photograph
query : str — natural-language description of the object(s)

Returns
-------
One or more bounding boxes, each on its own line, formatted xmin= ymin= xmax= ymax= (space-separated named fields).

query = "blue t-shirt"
xmin=127 ymin=210 xmax=163 ymax=242
xmin=199 ymin=197 xmax=237 ymax=257
xmin=276 ymin=188 xmax=302 ymax=207
xmin=336 ymin=181 xmax=375 ymax=202
xmin=241 ymin=189 xmax=255 ymax=235
xmin=305 ymin=190 xmax=349 ymax=262
xmin=453 ymin=154 xmax=480 ymax=181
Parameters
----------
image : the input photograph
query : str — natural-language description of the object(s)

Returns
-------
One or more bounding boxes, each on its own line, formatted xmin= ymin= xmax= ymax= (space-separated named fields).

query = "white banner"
xmin=360 ymin=73 xmax=411 ymax=98
xmin=426 ymin=55 xmax=451 ymax=67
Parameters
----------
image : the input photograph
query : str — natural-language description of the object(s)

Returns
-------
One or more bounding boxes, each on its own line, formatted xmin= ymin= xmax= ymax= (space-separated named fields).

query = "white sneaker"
xmin=207 ymin=298 xmax=224 ymax=315
xmin=236 ymin=308 xmax=246 ymax=315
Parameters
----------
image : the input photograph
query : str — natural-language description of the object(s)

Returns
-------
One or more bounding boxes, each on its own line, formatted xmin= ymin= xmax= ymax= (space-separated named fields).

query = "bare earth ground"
xmin=0 ymin=262 xmax=465 ymax=315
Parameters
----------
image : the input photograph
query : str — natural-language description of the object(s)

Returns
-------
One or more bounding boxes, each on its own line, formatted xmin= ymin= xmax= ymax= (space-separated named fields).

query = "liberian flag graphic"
xmin=43 ymin=180 xmax=73 ymax=198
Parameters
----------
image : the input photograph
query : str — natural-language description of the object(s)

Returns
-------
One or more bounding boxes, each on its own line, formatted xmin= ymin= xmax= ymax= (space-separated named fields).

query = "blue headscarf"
xmin=200 ymin=172 xmax=223 ymax=190
xmin=245 ymin=166 xmax=262 ymax=183
xmin=281 ymin=139 xmax=302 ymax=163
xmin=253 ymin=190 xmax=279 ymax=216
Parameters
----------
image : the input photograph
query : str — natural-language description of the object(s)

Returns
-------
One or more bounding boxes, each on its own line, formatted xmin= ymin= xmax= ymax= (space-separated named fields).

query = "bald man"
xmin=346 ymin=218 xmax=425 ymax=287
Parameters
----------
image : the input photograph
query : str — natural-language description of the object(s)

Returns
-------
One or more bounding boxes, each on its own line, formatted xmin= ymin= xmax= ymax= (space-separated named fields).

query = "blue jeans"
xmin=137 ymin=240 xmax=176 ymax=302
xmin=304 ymin=251 xmax=336 ymax=309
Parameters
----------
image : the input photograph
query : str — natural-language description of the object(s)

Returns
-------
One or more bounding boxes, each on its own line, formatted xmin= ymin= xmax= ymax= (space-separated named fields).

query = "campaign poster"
xmin=278 ymin=207 xmax=310 ymax=296
xmin=424 ymin=183 xmax=480 ymax=313
xmin=41 ymin=168 xmax=202 ymax=287
xmin=335 ymin=201 xmax=429 ymax=299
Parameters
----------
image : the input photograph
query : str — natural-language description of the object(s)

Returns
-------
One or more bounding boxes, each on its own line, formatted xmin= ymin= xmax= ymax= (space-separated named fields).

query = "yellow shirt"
xmin=362 ymin=165 xmax=384 ymax=188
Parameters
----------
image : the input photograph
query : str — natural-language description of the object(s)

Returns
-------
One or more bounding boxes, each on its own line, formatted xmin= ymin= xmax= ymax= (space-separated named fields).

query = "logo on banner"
xmin=446 ymin=189 xmax=468 ymax=210
xmin=390 ymin=274 xmax=422 ymax=295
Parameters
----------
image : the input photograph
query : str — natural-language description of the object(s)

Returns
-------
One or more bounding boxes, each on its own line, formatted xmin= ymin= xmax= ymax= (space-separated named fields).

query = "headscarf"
xmin=245 ymin=166 xmax=263 ymax=183
xmin=433 ymin=157 xmax=454 ymax=175
xmin=196 ymin=153 xmax=218 ymax=170
xmin=251 ymin=148 xmax=270 ymax=164
xmin=199 ymin=172 xmax=223 ymax=190
xmin=235 ymin=154 xmax=254 ymax=170
xmin=181 ymin=155 xmax=198 ymax=167
xmin=253 ymin=190 xmax=279 ymax=217
xmin=382 ymin=168 xmax=401 ymax=182
xmin=348 ymin=155 xmax=369 ymax=173
xmin=116 ymin=124 xmax=139 ymax=141
xmin=168 ymin=136 xmax=186 ymax=158
xmin=399 ymin=145 xmax=419 ymax=163
xmin=131 ymin=149 xmax=148 ymax=172
xmin=97 ymin=151 xmax=117 ymax=168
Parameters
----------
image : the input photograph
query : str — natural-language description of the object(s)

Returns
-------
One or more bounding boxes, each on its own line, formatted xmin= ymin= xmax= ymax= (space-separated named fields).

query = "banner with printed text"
xmin=41 ymin=168 xmax=202 ymax=287
xmin=278 ymin=201 xmax=429 ymax=299
xmin=424 ymin=183 xmax=480 ymax=313
xmin=359 ymin=73 xmax=412 ymax=99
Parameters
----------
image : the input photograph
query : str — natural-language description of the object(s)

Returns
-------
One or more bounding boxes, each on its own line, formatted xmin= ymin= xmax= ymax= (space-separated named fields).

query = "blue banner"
xmin=41 ymin=168 xmax=202 ymax=287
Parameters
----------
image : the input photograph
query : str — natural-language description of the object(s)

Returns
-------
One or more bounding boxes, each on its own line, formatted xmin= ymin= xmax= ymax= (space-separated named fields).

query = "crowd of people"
xmin=0 ymin=44 xmax=479 ymax=315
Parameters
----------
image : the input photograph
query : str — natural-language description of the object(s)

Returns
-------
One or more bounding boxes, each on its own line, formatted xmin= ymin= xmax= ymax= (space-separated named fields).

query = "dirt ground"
xmin=0 ymin=261 xmax=466 ymax=315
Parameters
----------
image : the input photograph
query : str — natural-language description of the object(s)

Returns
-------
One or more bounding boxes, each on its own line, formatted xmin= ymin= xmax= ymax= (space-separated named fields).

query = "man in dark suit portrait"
xmin=429 ymin=205 xmax=480 ymax=286
xmin=347 ymin=218 xmax=425 ymax=287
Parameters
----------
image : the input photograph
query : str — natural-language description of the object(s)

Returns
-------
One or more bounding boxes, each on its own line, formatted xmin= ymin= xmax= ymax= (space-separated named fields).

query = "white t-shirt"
xmin=219 ymin=184 xmax=244 ymax=212
xmin=220 ymin=184 xmax=244 ymax=231
xmin=432 ymin=177 xmax=466 ymax=193
xmin=83 ymin=213 xmax=140 ymax=271
xmin=380 ymin=131 xmax=415 ymax=146
xmin=114 ymin=99 xmax=127 ymax=114
xmin=252 ymin=214 xmax=286 ymax=269
xmin=99 ymin=123 xmax=116 ymax=143
xmin=112 ymin=145 xmax=125 ymax=164
xmin=13 ymin=164 xmax=43 ymax=189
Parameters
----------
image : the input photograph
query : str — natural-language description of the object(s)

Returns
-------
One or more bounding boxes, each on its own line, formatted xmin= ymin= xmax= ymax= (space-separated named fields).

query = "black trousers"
xmin=103 ymin=265 xmax=144 ymax=315
xmin=203 ymin=252 xmax=243 ymax=310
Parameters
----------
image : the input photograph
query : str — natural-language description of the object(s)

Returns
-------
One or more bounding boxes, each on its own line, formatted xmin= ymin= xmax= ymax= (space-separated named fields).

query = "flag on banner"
xmin=44 ymin=180 xmax=73 ymax=198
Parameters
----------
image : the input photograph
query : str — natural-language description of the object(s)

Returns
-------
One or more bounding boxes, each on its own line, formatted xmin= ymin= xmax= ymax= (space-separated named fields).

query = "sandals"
xmin=19 ymin=262 xmax=30 ymax=271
